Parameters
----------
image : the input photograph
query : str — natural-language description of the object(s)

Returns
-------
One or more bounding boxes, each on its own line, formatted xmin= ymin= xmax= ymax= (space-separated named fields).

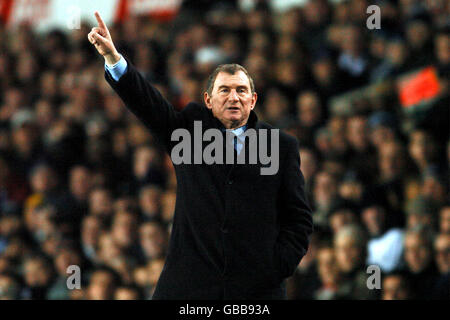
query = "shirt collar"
xmin=227 ymin=124 xmax=247 ymax=137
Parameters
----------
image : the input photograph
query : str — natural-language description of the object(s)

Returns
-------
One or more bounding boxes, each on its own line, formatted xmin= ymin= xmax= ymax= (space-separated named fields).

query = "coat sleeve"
xmin=104 ymin=57 xmax=185 ymax=150
xmin=275 ymin=137 xmax=314 ymax=280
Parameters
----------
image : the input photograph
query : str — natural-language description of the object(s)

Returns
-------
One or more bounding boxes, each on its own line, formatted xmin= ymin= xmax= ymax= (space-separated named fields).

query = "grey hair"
xmin=206 ymin=64 xmax=255 ymax=96
xmin=334 ymin=224 xmax=367 ymax=248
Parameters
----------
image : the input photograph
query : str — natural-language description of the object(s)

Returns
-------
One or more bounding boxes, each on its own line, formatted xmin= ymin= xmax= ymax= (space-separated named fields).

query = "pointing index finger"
xmin=95 ymin=11 xmax=108 ymax=31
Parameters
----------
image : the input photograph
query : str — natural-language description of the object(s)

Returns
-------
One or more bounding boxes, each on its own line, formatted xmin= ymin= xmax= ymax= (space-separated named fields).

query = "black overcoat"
xmin=105 ymin=59 xmax=313 ymax=299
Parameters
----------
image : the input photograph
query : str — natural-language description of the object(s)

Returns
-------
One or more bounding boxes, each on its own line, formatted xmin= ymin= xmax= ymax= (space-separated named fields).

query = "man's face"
xmin=139 ymin=223 xmax=166 ymax=258
xmin=317 ymin=248 xmax=340 ymax=285
xmin=335 ymin=236 xmax=362 ymax=273
xmin=204 ymin=71 xmax=257 ymax=129
xmin=115 ymin=287 xmax=139 ymax=300
xmin=434 ymin=234 xmax=450 ymax=274
xmin=407 ymin=212 xmax=433 ymax=230
xmin=148 ymin=259 xmax=165 ymax=285
xmin=362 ymin=207 xmax=385 ymax=236
xmin=99 ymin=233 xmax=121 ymax=262
xmin=89 ymin=190 xmax=112 ymax=216
xmin=139 ymin=187 xmax=161 ymax=214
xmin=382 ymin=276 xmax=409 ymax=300
xmin=82 ymin=216 xmax=101 ymax=245
xmin=299 ymin=149 xmax=317 ymax=182
xmin=112 ymin=212 xmax=137 ymax=248
xmin=0 ymin=275 xmax=19 ymax=300
xmin=297 ymin=92 xmax=321 ymax=127
xmin=404 ymin=234 xmax=431 ymax=273
xmin=347 ymin=116 xmax=368 ymax=150
xmin=379 ymin=143 xmax=404 ymax=179
xmin=24 ymin=259 xmax=51 ymax=287
xmin=70 ymin=167 xmax=91 ymax=199
xmin=88 ymin=271 xmax=115 ymax=300
xmin=30 ymin=166 xmax=54 ymax=193
xmin=314 ymin=172 xmax=337 ymax=206
xmin=329 ymin=211 xmax=356 ymax=234
xmin=440 ymin=207 xmax=450 ymax=234
xmin=435 ymin=34 xmax=449 ymax=64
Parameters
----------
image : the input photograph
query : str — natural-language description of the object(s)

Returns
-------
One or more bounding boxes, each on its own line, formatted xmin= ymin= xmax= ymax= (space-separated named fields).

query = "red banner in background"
xmin=398 ymin=67 xmax=441 ymax=108
xmin=3 ymin=0 xmax=181 ymax=32
xmin=113 ymin=0 xmax=181 ymax=23
xmin=114 ymin=0 xmax=130 ymax=24
xmin=0 ymin=0 xmax=14 ymax=24
xmin=8 ymin=0 xmax=51 ymax=27
xmin=127 ymin=0 xmax=181 ymax=22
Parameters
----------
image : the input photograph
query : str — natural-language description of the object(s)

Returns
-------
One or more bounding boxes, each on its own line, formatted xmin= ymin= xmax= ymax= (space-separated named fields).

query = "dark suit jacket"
xmin=105 ymin=58 xmax=313 ymax=300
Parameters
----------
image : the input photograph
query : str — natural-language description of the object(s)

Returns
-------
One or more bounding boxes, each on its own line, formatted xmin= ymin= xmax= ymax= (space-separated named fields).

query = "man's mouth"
xmin=227 ymin=106 xmax=240 ymax=111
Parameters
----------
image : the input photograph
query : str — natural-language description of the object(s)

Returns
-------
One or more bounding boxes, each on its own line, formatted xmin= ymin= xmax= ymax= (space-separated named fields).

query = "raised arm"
xmin=87 ymin=12 xmax=185 ymax=150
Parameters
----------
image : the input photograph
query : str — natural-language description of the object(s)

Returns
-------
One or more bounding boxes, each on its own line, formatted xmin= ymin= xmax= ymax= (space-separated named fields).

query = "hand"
xmin=87 ymin=11 xmax=121 ymax=65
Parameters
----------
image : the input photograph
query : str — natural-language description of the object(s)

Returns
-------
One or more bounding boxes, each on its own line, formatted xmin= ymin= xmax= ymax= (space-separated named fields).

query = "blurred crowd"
xmin=0 ymin=0 xmax=449 ymax=300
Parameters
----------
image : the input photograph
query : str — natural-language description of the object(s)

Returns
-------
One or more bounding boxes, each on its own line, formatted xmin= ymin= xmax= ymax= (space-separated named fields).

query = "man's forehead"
xmin=214 ymin=71 xmax=251 ymax=88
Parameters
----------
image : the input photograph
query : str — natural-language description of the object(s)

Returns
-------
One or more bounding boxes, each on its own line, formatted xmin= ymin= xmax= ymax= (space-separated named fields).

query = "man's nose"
xmin=228 ymin=89 xmax=239 ymax=101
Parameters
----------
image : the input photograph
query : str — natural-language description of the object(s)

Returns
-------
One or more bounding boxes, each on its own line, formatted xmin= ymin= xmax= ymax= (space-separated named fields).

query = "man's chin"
xmin=225 ymin=109 xmax=241 ymax=115
xmin=223 ymin=112 xmax=241 ymax=120
xmin=225 ymin=116 xmax=242 ymax=124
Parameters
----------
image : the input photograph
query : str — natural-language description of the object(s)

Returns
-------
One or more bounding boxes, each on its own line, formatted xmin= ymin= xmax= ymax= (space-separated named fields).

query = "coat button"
xmin=221 ymin=228 xmax=229 ymax=234
xmin=227 ymin=180 xmax=233 ymax=185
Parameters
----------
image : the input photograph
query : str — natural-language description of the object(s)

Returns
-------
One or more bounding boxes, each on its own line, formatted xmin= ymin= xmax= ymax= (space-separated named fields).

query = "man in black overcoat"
xmin=88 ymin=12 xmax=313 ymax=300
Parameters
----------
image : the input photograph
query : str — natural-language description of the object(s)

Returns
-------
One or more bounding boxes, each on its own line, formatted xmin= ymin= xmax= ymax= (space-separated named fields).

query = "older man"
xmin=88 ymin=12 xmax=313 ymax=300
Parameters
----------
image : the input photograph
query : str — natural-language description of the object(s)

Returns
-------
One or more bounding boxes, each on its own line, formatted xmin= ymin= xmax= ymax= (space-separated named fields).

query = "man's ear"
xmin=204 ymin=92 xmax=212 ymax=109
xmin=251 ymin=92 xmax=258 ymax=110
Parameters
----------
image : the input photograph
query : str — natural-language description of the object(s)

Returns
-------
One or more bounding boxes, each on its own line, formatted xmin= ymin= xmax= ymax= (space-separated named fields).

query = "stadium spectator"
xmin=381 ymin=273 xmax=411 ymax=300
xmin=403 ymin=226 xmax=440 ymax=299
xmin=362 ymin=205 xmax=404 ymax=273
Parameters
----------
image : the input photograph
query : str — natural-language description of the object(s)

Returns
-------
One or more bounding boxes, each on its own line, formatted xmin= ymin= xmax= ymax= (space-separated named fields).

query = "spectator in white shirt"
xmin=362 ymin=205 xmax=404 ymax=273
